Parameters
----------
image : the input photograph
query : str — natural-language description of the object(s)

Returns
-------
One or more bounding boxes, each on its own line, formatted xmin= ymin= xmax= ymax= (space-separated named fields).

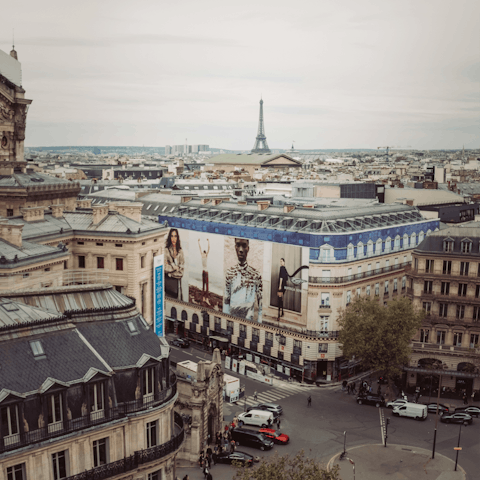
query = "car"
xmin=426 ymin=403 xmax=449 ymax=414
xmin=440 ymin=412 xmax=473 ymax=425
xmin=356 ymin=393 xmax=385 ymax=407
xmin=170 ymin=338 xmax=189 ymax=348
xmin=455 ymin=406 xmax=480 ymax=418
xmin=215 ymin=451 xmax=254 ymax=466
xmin=259 ymin=428 xmax=289 ymax=444
xmin=246 ymin=403 xmax=283 ymax=417
xmin=386 ymin=399 xmax=408 ymax=409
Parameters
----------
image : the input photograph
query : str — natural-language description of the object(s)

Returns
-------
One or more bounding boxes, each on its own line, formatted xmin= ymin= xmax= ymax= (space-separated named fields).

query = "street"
xmin=170 ymin=344 xmax=479 ymax=479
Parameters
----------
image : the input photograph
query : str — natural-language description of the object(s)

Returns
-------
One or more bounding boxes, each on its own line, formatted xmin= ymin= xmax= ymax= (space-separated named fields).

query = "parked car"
xmin=455 ymin=406 xmax=480 ymax=418
xmin=440 ymin=412 xmax=473 ymax=425
xmin=356 ymin=393 xmax=385 ymax=407
xmin=259 ymin=428 xmax=289 ymax=444
xmin=426 ymin=403 xmax=449 ymax=414
xmin=237 ymin=410 xmax=275 ymax=428
xmin=215 ymin=451 xmax=254 ymax=466
xmin=246 ymin=403 xmax=283 ymax=417
xmin=386 ymin=399 xmax=408 ymax=409
xmin=171 ymin=338 xmax=189 ymax=348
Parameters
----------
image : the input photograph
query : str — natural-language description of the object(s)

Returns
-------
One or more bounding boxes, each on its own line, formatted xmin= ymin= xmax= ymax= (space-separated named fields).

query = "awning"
xmin=403 ymin=366 xmax=480 ymax=378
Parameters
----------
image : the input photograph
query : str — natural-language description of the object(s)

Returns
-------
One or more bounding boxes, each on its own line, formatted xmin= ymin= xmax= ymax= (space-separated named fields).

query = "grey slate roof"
xmin=0 ymin=238 xmax=68 ymax=269
xmin=0 ymin=297 xmax=59 ymax=327
xmin=0 ymin=173 xmax=79 ymax=188
xmin=209 ymin=153 xmax=302 ymax=166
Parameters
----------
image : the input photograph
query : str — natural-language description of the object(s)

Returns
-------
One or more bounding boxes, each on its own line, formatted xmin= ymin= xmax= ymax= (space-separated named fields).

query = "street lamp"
xmin=343 ymin=431 xmax=347 ymax=456
xmin=454 ymin=421 xmax=468 ymax=471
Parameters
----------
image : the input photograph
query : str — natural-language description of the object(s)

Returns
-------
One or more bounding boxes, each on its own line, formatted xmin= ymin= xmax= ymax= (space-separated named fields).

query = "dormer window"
xmin=1 ymin=404 xmax=20 ymax=445
xmin=443 ymin=239 xmax=454 ymax=253
xmin=47 ymin=392 xmax=63 ymax=433
xmin=461 ymin=239 xmax=472 ymax=253
xmin=127 ymin=320 xmax=138 ymax=334
xmin=30 ymin=340 xmax=45 ymax=357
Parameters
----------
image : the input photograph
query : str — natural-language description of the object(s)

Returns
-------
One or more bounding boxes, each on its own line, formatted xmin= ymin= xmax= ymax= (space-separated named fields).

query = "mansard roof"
xmin=415 ymin=224 xmax=480 ymax=255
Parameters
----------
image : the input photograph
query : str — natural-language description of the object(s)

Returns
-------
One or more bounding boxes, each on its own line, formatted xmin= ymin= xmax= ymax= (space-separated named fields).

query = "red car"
xmin=259 ymin=428 xmax=289 ymax=444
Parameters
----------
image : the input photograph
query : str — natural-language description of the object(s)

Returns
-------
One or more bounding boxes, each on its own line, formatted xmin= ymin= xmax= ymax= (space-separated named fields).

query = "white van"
xmin=392 ymin=402 xmax=427 ymax=420
xmin=237 ymin=409 xmax=274 ymax=427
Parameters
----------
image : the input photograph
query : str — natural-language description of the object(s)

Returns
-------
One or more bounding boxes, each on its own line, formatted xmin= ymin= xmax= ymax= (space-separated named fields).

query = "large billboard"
xmin=164 ymin=228 xmax=309 ymax=324
xmin=153 ymin=254 xmax=164 ymax=337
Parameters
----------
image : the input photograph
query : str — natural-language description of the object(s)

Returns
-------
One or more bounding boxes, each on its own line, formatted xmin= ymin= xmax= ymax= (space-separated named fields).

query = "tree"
xmin=338 ymin=296 xmax=424 ymax=384
xmin=233 ymin=451 xmax=339 ymax=480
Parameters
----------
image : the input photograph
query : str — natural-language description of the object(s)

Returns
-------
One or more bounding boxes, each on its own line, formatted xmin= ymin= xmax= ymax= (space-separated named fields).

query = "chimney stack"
xmin=283 ymin=204 xmax=295 ymax=214
xmin=50 ymin=204 xmax=65 ymax=219
xmin=76 ymin=199 xmax=92 ymax=209
xmin=20 ymin=206 xmax=45 ymax=222
xmin=257 ymin=201 xmax=270 ymax=211
xmin=91 ymin=205 xmax=109 ymax=225
xmin=112 ymin=202 xmax=143 ymax=223
xmin=0 ymin=221 xmax=24 ymax=247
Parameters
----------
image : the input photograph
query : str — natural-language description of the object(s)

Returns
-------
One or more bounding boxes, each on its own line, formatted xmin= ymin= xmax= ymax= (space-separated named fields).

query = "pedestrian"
xmin=206 ymin=473 xmax=213 ymax=480
xmin=307 ymin=395 xmax=312 ymax=407
xmin=199 ymin=451 xmax=205 ymax=468
xmin=254 ymin=391 xmax=258 ymax=401
xmin=463 ymin=393 xmax=468 ymax=405
xmin=230 ymin=439 xmax=236 ymax=453
xmin=277 ymin=417 xmax=281 ymax=429
xmin=203 ymin=464 xmax=210 ymax=479
xmin=267 ymin=417 xmax=272 ymax=427
xmin=183 ymin=475 xmax=189 ymax=480
xmin=352 ymin=382 xmax=356 ymax=394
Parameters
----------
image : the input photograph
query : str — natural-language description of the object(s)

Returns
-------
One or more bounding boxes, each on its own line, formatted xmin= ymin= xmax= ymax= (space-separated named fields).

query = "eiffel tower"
xmin=251 ymin=98 xmax=271 ymax=153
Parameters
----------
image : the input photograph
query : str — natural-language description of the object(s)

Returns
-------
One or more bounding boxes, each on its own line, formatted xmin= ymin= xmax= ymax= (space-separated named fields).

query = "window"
xmin=143 ymin=367 xmax=155 ymax=401
xmin=319 ymin=343 xmax=328 ymax=353
xmin=293 ymin=340 xmax=302 ymax=354
xmin=6 ymin=209 xmax=13 ymax=217
xmin=366 ymin=285 xmax=371 ymax=296
xmin=393 ymin=278 xmax=398 ymax=292
xmin=239 ymin=324 xmax=246 ymax=338
xmin=1 ymin=404 xmax=19 ymax=444
xmin=252 ymin=327 xmax=260 ymax=343
xmin=456 ymin=305 xmax=465 ymax=319
xmin=346 ymin=290 xmax=351 ymax=304
xmin=461 ymin=241 xmax=472 ymax=253
xmin=227 ymin=320 xmax=234 ymax=334
xmin=347 ymin=268 xmax=352 ymax=279
xmin=385 ymin=260 xmax=390 ymax=268
xmin=148 ymin=471 xmax=161 ymax=480
xmin=471 ymin=334 xmax=479 ymax=348
xmin=402 ymin=276 xmax=406 ymax=289
xmin=384 ymin=281 xmax=389 ymax=294
xmin=453 ymin=332 xmax=463 ymax=347
xmin=422 ymin=302 xmax=431 ymax=315
xmin=141 ymin=256 xmax=145 ymax=269
xmin=97 ymin=257 xmax=104 ymax=269
xmin=78 ymin=255 xmax=85 ymax=268
xmin=425 ymin=259 xmax=434 ymax=273
xmin=89 ymin=383 xmax=105 ymax=420
xmin=420 ymin=329 xmax=429 ymax=343
xmin=321 ymin=270 xmax=331 ymax=281
xmin=414 ymin=258 xmax=418 ymax=270
xmin=443 ymin=261 xmax=452 ymax=275
xmin=320 ymin=293 xmax=330 ymax=306
xmin=439 ymin=303 xmax=448 ymax=317
xmin=318 ymin=316 xmax=329 ymax=332
xmin=115 ymin=244 xmax=123 ymax=248
xmin=116 ymin=258 xmax=123 ymax=271
xmin=127 ymin=320 xmax=137 ymax=333
xmin=367 ymin=240 xmax=374 ymax=255
xmin=458 ymin=283 xmax=467 ymax=297
xmin=93 ymin=438 xmax=108 ymax=467
xmin=47 ymin=392 xmax=63 ymax=432
xmin=460 ymin=262 xmax=469 ymax=276
xmin=375 ymin=283 xmax=379 ymax=296
xmin=146 ymin=420 xmax=158 ymax=448
xmin=441 ymin=282 xmax=450 ymax=295
xmin=96 ymin=242 xmax=103 ymax=246
xmin=52 ymin=451 xmax=68 ymax=480
xmin=347 ymin=244 xmax=354 ymax=259
xmin=6 ymin=463 xmax=25 ymax=480
xmin=30 ymin=340 xmax=44 ymax=357
xmin=436 ymin=331 xmax=446 ymax=345
xmin=423 ymin=281 xmax=433 ymax=294
xmin=77 ymin=241 xmax=84 ymax=245
xmin=394 ymin=236 xmax=400 ymax=250
xmin=356 ymin=287 xmax=361 ymax=297
xmin=443 ymin=240 xmax=454 ymax=252
xmin=375 ymin=239 xmax=382 ymax=254
xmin=473 ymin=307 xmax=480 ymax=322
xmin=320 ymin=247 xmax=332 ymax=261
xmin=375 ymin=262 xmax=380 ymax=273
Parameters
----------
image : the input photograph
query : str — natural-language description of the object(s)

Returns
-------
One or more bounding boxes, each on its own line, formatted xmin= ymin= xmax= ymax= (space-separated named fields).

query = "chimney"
xmin=212 ymin=198 xmax=223 ymax=206
xmin=76 ymin=199 xmax=92 ymax=209
xmin=0 ymin=221 xmax=24 ymax=247
xmin=20 ymin=206 xmax=45 ymax=222
xmin=91 ymin=205 xmax=109 ymax=224
xmin=257 ymin=201 xmax=270 ymax=211
xmin=238 ymin=200 xmax=247 ymax=206
xmin=50 ymin=204 xmax=65 ymax=219
xmin=181 ymin=196 xmax=192 ymax=204
xmin=113 ymin=202 xmax=143 ymax=223
xmin=200 ymin=198 xmax=211 ymax=205
xmin=283 ymin=204 xmax=295 ymax=213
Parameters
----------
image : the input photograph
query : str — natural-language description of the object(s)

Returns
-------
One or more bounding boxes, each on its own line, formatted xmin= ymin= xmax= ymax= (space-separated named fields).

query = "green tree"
xmin=233 ymin=451 xmax=339 ymax=480
xmin=338 ymin=296 xmax=424 ymax=383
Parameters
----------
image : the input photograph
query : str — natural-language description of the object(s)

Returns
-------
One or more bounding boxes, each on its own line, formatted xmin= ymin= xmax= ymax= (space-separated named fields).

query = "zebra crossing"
xmin=241 ymin=382 xmax=310 ymax=407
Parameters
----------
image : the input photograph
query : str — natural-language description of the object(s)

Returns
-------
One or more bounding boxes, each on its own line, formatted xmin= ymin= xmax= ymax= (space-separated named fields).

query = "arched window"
xmin=357 ymin=241 xmax=364 ymax=258
xmin=367 ymin=240 xmax=374 ymax=256
xmin=385 ymin=237 xmax=392 ymax=252
xmin=394 ymin=235 xmax=400 ymax=250
xmin=347 ymin=243 xmax=354 ymax=260
xmin=181 ymin=310 xmax=188 ymax=321
xmin=411 ymin=232 xmax=417 ymax=247
xmin=192 ymin=313 xmax=199 ymax=324
xmin=170 ymin=307 xmax=177 ymax=320
xmin=320 ymin=245 xmax=333 ymax=262
xmin=375 ymin=238 xmax=382 ymax=254
xmin=403 ymin=233 xmax=409 ymax=248
xmin=419 ymin=231 xmax=425 ymax=243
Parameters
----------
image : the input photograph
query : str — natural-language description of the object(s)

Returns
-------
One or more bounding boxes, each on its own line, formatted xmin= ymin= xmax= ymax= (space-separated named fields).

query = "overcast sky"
xmin=2 ymin=0 xmax=479 ymax=150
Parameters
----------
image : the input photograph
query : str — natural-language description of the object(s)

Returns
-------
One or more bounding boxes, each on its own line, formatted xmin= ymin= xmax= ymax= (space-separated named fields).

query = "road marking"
xmin=379 ymin=409 xmax=386 ymax=446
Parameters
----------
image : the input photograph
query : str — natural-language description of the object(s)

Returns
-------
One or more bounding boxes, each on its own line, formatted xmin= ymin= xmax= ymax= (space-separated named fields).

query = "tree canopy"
xmin=233 ymin=450 xmax=339 ymax=480
xmin=338 ymin=296 xmax=424 ymax=380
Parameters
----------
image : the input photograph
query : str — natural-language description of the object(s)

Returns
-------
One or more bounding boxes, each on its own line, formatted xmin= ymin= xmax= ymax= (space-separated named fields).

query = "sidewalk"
xmin=327 ymin=444 xmax=466 ymax=480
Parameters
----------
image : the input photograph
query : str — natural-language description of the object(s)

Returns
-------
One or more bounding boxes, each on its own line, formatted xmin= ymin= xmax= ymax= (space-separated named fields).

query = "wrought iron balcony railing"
xmin=66 ymin=412 xmax=184 ymax=480
xmin=0 ymin=377 xmax=177 ymax=455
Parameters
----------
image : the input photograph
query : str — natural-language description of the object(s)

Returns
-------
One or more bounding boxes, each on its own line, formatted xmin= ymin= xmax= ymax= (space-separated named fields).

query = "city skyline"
xmin=2 ymin=0 xmax=479 ymax=150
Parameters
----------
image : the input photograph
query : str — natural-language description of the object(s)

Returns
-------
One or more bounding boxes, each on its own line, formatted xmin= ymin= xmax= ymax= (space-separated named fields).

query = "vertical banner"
xmin=153 ymin=254 xmax=165 ymax=337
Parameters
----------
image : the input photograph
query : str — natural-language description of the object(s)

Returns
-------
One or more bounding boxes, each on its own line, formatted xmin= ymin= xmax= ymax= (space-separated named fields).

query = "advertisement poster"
xmin=239 ymin=361 xmax=246 ymax=376
xmin=223 ymin=237 xmax=264 ymax=323
xmin=153 ymin=254 xmax=164 ymax=337
xmin=225 ymin=356 xmax=231 ymax=370
xmin=232 ymin=358 xmax=238 ymax=372
xmin=188 ymin=231 xmax=224 ymax=310
xmin=270 ymin=243 xmax=307 ymax=314
xmin=164 ymin=229 xmax=188 ymax=302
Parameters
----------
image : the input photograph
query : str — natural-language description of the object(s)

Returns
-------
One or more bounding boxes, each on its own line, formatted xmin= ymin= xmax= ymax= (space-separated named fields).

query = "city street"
xmin=170 ymin=344 xmax=478 ymax=479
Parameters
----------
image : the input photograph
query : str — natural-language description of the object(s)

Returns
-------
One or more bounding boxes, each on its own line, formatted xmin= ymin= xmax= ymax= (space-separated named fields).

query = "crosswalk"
xmin=241 ymin=382 xmax=311 ymax=407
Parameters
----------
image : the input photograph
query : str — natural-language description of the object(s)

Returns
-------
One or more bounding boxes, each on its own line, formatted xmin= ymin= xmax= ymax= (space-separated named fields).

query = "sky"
xmin=1 ymin=0 xmax=479 ymax=150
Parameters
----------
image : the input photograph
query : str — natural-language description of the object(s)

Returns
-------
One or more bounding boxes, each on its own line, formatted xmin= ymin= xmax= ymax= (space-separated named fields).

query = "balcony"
xmin=309 ymin=262 xmax=409 ymax=285
xmin=65 ymin=411 xmax=184 ymax=480
xmin=0 ymin=377 xmax=177 ymax=455
xmin=411 ymin=341 xmax=480 ymax=357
